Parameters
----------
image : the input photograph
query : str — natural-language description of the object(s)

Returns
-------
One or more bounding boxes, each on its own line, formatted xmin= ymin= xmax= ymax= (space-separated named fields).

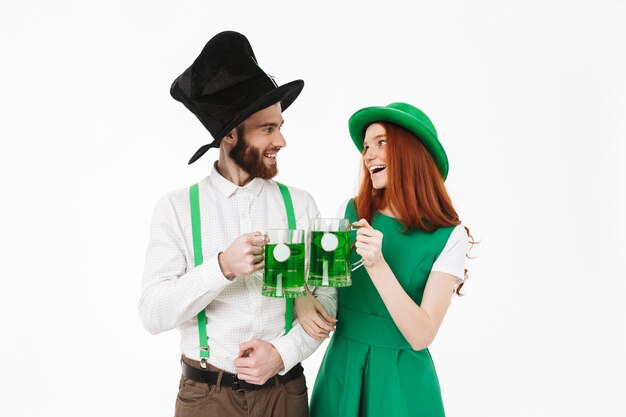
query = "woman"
xmin=295 ymin=102 xmax=473 ymax=417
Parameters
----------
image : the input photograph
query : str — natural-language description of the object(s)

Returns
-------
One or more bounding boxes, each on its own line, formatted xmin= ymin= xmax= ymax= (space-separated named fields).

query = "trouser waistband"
xmin=181 ymin=357 xmax=304 ymax=392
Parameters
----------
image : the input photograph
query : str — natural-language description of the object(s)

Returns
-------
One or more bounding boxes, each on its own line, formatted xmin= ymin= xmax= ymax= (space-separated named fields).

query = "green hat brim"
xmin=348 ymin=106 xmax=449 ymax=179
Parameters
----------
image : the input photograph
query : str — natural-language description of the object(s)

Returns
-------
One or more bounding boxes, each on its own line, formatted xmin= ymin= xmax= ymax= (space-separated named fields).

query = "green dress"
xmin=309 ymin=201 xmax=455 ymax=417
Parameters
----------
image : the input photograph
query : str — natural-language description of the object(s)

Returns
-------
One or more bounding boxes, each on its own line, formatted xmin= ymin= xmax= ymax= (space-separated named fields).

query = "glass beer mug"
xmin=307 ymin=218 xmax=364 ymax=287
xmin=261 ymin=229 xmax=307 ymax=298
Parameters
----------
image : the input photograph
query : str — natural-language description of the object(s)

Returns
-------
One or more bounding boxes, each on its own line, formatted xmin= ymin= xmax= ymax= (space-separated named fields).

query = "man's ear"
xmin=222 ymin=127 xmax=238 ymax=145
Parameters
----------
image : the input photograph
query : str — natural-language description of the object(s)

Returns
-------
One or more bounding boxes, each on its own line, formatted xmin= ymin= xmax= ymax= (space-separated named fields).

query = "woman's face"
xmin=363 ymin=123 xmax=388 ymax=189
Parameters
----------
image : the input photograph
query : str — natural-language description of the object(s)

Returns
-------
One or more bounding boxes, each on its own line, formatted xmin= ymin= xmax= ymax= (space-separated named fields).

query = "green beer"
xmin=262 ymin=229 xmax=306 ymax=298
xmin=308 ymin=230 xmax=352 ymax=287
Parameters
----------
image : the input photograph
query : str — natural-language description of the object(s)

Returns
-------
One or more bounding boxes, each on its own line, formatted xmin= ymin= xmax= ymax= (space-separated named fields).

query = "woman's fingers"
xmin=355 ymin=241 xmax=379 ymax=251
xmin=301 ymin=314 xmax=327 ymax=340
xmin=352 ymin=218 xmax=372 ymax=229
xmin=305 ymin=314 xmax=334 ymax=333
xmin=355 ymin=246 xmax=369 ymax=258
xmin=355 ymin=236 xmax=379 ymax=247
xmin=356 ymin=232 xmax=382 ymax=252
xmin=356 ymin=229 xmax=377 ymax=239
xmin=357 ymin=228 xmax=383 ymax=241
xmin=296 ymin=296 xmax=337 ymax=340
xmin=303 ymin=323 xmax=322 ymax=341
xmin=316 ymin=304 xmax=337 ymax=323
xmin=305 ymin=323 xmax=325 ymax=340
xmin=313 ymin=299 xmax=337 ymax=323
xmin=303 ymin=315 xmax=336 ymax=339
xmin=313 ymin=315 xmax=336 ymax=332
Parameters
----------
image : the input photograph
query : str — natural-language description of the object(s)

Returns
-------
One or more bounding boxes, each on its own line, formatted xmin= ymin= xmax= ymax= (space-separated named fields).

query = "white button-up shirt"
xmin=139 ymin=165 xmax=337 ymax=374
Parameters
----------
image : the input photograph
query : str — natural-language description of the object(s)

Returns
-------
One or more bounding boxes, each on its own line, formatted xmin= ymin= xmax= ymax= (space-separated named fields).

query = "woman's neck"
xmin=378 ymin=205 xmax=397 ymax=218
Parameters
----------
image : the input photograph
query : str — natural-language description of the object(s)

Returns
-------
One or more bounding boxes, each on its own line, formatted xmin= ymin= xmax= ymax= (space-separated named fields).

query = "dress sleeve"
xmin=431 ymin=224 xmax=468 ymax=284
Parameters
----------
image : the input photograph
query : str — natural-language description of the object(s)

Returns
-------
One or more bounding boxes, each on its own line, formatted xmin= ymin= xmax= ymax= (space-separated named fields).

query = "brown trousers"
xmin=174 ymin=357 xmax=309 ymax=417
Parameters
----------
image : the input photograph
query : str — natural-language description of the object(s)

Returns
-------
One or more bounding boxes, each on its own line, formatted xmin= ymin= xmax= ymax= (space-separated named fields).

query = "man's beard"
xmin=229 ymin=127 xmax=278 ymax=180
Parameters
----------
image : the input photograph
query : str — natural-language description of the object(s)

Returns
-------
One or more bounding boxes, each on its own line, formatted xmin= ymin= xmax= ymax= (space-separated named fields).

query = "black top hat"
xmin=170 ymin=31 xmax=304 ymax=164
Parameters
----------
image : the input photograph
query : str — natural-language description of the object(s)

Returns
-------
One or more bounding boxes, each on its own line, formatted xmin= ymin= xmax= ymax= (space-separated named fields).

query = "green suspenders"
xmin=189 ymin=182 xmax=297 ymax=366
xmin=189 ymin=184 xmax=210 ymax=365
xmin=277 ymin=182 xmax=296 ymax=334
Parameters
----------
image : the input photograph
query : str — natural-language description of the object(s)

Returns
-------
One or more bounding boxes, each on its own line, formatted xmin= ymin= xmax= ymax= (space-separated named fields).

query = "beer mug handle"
xmin=351 ymin=257 xmax=365 ymax=271
xmin=350 ymin=225 xmax=365 ymax=271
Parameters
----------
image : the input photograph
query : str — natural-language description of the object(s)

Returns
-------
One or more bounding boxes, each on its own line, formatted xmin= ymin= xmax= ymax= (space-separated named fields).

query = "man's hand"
xmin=233 ymin=338 xmax=285 ymax=385
xmin=218 ymin=232 xmax=266 ymax=279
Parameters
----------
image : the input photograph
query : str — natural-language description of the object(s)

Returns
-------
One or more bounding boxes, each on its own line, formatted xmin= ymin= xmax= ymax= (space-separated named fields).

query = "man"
xmin=139 ymin=31 xmax=336 ymax=417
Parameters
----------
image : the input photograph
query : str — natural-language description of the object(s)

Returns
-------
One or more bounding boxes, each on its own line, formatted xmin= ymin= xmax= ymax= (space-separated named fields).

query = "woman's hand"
xmin=353 ymin=219 xmax=385 ymax=268
xmin=294 ymin=290 xmax=337 ymax=341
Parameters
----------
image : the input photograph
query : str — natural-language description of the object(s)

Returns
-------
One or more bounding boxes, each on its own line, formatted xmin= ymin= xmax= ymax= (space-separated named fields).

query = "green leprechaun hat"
xmin=348 ymin=102 xmax=449 ymax=179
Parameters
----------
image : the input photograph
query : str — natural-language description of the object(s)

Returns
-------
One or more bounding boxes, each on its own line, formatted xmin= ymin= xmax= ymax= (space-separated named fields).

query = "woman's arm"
xmin=294 ymin=288 xmax=337 ymax=341
xmin=353 ymin=219 xmax=458 ymax=351
xmin=367 ymin=263 xmax=456 ymax=350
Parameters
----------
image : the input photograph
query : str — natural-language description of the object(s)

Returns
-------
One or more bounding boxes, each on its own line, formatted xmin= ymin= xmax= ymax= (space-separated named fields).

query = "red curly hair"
xmin=354 ymin=122 xmax=475 ymax=295
xmin=354 ymin=122 xmax=459 ymax=231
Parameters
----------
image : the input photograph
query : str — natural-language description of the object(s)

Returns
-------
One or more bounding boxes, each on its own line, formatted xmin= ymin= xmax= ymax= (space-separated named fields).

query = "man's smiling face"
xmin=230 ymin=103 xmax=286 ymax=180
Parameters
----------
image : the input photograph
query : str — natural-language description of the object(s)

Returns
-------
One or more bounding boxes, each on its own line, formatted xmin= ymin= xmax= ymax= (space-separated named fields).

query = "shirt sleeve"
xmin=270 ymin=190 xmax=338 ymax=374
xmin=270 ymin=318 xmax=326 ymax=375
xmin=336 ymin=198 xmax=351 ymax=218
xmin=271 ymin=287 xmax=338 ymax=374
xmin=431 ymin=224 xmax=468 ymax=284
xmin=138 ymin=194 xmax=233 ymax=335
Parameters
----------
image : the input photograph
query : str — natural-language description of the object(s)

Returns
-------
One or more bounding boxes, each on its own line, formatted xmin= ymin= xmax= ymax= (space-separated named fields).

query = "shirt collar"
xmin=209 ymin=163 xmax=266 ymax=198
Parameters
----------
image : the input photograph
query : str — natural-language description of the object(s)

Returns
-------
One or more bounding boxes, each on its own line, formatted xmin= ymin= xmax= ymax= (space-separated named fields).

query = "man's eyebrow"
xmin=254 ymin=120 xmax=284 ymax=129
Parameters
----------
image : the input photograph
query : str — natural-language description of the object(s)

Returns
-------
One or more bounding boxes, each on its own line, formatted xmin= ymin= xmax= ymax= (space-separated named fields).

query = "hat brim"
xmin=188 ymin=79 xmax=304 ymax=164
xmin=348 ymin=106 xmax=449 ymax=179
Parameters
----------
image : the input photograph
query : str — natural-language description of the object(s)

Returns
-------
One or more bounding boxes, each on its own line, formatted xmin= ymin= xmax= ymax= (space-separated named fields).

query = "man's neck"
xmin=215 ymin=158 xmax=254 ymax=187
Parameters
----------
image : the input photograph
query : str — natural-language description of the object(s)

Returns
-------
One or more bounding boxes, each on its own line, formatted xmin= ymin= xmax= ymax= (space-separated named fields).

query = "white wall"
xmin=1 ymin=1 xmax=624 ymax=416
